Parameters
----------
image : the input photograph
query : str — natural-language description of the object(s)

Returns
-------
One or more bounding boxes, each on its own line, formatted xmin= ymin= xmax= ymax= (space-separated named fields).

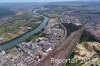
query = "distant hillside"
xmin=0 ymin=8 xmax=15 ymax=18
xmin=0 ymin=3 xmax=35 ymax=9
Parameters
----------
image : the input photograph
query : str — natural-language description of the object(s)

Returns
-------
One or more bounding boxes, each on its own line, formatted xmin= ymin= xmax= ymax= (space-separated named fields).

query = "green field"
xmin=0 ymin=16 xmax=43 ymax=34
xmin=0 ymin=12 xmax=44 ymax=43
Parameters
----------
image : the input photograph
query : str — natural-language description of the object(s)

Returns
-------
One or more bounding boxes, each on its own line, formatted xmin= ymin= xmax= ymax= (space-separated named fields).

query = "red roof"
xmin=87 ymin=29 xmax=100 ymax=37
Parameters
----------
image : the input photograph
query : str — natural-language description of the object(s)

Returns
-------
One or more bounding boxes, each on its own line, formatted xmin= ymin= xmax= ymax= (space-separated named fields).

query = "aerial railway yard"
xmin=37 ymin=20 xmax=83 ymax=66
xmin=0 ymin=7 xmax=84 ymax=66
xmin=1 ymin=1 xmax=100 ymax=66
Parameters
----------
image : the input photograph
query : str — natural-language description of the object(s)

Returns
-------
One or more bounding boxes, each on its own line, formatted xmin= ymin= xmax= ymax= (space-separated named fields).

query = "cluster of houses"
xmin=60 ymin=11 xmax=81 ymax=26
xmin=0 ymin=6 xmax=66 ymax=65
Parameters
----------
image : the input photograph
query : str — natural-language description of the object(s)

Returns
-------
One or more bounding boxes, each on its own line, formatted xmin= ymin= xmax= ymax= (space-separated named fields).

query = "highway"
xmin=54 ymin=17 xmax=67 ymax=49
xmin=37 ymin=21 xmax=83 ymax=66
xmin=59 ymin=17 xmax=67 ymax=43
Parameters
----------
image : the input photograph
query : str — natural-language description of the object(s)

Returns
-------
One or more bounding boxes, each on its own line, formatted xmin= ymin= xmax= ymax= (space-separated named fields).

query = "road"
xmin=59 ymin=17 xmax=67 ymax=42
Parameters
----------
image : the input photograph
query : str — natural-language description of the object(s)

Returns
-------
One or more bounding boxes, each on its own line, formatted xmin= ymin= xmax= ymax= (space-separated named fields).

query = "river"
xmin=0 ymin=9 xmax=49 ymax=51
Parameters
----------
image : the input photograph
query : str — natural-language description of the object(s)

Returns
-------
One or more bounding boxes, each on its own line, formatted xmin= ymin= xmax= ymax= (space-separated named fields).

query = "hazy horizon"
xmin=0 ymin=0 xmax=99 ymax=3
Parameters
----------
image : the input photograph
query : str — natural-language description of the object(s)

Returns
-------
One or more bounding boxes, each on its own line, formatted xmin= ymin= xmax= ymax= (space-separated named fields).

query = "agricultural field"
xmin=0 ymin=9 xmax=44 ymax=43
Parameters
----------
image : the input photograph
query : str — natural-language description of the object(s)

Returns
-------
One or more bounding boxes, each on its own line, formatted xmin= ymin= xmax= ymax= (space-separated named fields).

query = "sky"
xmin=0 ymin=0 xmax=96 ymax=3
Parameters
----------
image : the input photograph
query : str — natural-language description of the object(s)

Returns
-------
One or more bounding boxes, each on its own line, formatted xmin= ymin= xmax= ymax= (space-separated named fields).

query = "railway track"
xmin=37 ymin=27 xmax=83 ymax=66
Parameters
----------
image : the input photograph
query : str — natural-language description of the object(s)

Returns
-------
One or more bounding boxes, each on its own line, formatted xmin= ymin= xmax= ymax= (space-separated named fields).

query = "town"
xmin=0 ymin=1 xmax=100 ymax=66
xmin=0 ymin=11 xmax=65 ymax=66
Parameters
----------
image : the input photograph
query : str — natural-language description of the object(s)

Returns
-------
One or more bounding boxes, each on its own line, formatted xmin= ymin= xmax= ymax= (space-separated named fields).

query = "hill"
xmin=0 ymin=8 xmax=15 ymax=18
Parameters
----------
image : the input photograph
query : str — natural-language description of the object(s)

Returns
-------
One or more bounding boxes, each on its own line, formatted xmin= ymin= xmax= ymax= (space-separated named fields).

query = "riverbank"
xmin=0 ymin=9 xmax=49 ymax=51
xmin=0 ymin=17 xmax=65 ymax=66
